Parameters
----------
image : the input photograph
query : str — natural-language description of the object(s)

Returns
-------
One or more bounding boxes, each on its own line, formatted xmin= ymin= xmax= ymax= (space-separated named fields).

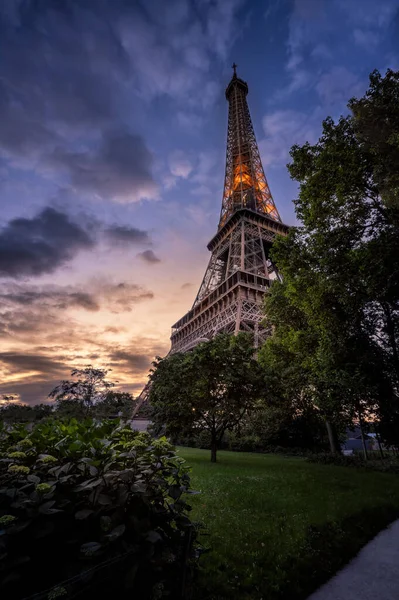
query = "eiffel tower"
xmin=170 ymin=65 xmax=289 ymax=353
xmin=132 ymin=66 xmax=289 ymax=417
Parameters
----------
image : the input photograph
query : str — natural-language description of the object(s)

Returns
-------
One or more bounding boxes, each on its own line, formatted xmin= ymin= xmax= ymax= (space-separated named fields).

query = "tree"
xmin=49 ymin=366 xmax=115 ymax=416
xmin=93 ymin=391 xmax=135 ymax=419
xmin=260 ymin=69 xmax=399 ymax=451
xmin=149 ymin=333 xmax=264 ymax=462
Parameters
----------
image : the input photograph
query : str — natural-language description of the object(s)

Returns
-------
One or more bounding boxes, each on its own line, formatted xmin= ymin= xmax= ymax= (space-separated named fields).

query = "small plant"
xmin=0 ymin=418 xmax=198 ymax=599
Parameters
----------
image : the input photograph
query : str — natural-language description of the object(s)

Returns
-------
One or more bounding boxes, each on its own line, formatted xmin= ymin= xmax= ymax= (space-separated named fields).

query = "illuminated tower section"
xmin=169 ymin=66 xmax=289 ymax=353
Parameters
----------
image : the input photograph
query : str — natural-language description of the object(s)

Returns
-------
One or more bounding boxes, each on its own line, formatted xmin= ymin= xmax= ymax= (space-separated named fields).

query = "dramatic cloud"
xmin=0 ymin=0 xmax=244 ymax=203
xmin=105 ymin=225 xmax=151 ymax=246
xmin=0 ymin=207 xmax=94 ymax=278
xmin=109 ymin=350 xmax=152 ymax=373
xmin=0 ymin=206 xmax=155 ymax=280
xmin=0 ymin=286 xmax=99 ymax=312
xmin=137 ymin=250 xmax=161 ymax=264
xmin=49 ymin=131 xmax=158 ymax=203
xmin=0 ymin=281 xmax=154 ymax=337
xmin=0 ymin=352 xmax=67 ymax=377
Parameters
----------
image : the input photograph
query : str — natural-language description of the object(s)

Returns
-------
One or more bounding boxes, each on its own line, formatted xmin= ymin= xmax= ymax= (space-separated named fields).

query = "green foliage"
xmin=307 ymin=453 xmax=399 ymax=474
xmin=260 ymin=69 xmax=399 ymax=449
xmin=0 ymin=402 xmax=53 ymax=424
xmin=150 ymin=333 xmax=264 ymax=462
xmin=48 ymin=366 xmax=116 ymax=416
xmin=0 ymin=419 xmax=198 ymax=599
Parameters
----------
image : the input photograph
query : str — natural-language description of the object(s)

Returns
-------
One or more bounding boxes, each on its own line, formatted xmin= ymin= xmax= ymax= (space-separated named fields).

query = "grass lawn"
xmin=179 ymin=448 xmax=399 ymax=600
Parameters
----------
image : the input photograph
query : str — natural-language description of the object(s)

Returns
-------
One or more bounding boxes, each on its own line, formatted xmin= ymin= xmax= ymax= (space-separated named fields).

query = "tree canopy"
xmin=260 ymin=69 xmax=399 ymax=450
xmin=149 ymin=333 xmax=264 ymax=462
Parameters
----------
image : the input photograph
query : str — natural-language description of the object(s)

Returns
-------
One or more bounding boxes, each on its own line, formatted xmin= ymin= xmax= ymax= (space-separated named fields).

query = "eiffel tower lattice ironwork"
xmin=170 ymin=66 xmax=289 ymax=354
xmin=132 ymin=66 xmax=289 ymax=416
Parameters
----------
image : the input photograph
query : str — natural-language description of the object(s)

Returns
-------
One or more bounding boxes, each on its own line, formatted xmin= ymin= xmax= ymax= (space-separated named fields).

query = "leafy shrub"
xmin=307 ymin=453 xmax=399 ymax=474
xmin=0 ymin=419 xmax=198 ymax=599
xmin=176 ymin=429 xmax=312 ymax=456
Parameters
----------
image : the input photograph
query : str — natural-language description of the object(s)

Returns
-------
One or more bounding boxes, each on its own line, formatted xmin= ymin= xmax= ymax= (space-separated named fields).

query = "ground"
xmin=178 ymin=448 xmax=399 ymax=600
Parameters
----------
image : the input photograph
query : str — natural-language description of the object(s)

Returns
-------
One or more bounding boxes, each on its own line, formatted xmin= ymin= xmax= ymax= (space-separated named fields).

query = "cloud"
xmin=108 ymin=350 xmax=151 ymax=373
xmin=315 ymin=66 xmax=364 ymax=105
xmin=0 ymin=207 xmax=94 ymax=278
xmin=0 ymin=352 xmax=67 ymax=376
xmin=282 ymin=0 xmax=399 ymax=98
xmin=169 ymin=150 xmax=193 ymax=179
xmin=353 ymin=29 xmax=380 ymax=49
xmin=104 ymin=224 xmax=151 ymax=246
xmin=137 ymin=250 xmax=161 ymax=264
xmin=99 ymin=282 xmax=154 ymax=313
xmin=0 ymin=0 xmax=244 ymax=204
xmin=0 ymin=286 xmax=99 ymax=312
xmin=181 ymin=282 xmax=193 ymax=289
xmin=49 ymin=130 xmax=158 ymax=203
xmin=0 ymin=205 xmax=155 ymax=279
xmin=260 ymin=109 xmax=322 ymax=167
xmin=0 ymin=281 xmax=154 ymax=345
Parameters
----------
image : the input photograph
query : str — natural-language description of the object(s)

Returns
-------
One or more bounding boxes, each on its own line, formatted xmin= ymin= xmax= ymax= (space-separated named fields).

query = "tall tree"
xmin=260 ymin=69 xmax=399 ymax=450
xmin=49 ymin=366 xmax=115 ymax=416
xmin=149 ymin=333 xmax=264 ymax=462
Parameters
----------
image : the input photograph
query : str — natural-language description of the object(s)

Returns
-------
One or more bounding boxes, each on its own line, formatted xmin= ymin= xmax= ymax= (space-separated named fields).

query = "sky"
xmin=0 ymin=0 xmax=399 ymax=405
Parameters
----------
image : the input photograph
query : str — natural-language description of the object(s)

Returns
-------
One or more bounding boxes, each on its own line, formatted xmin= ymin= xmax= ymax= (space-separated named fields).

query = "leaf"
xmin=27 ymin=474 xmax=40 ymax=484
xmin=146 ymin=530 xmax=162 ymax=543
xmin=75 ymin=509 xmax=94 ymax=520
xmin=39 ymin=500 xmax=55 ymax=513
xmin=74 ymin=478 xmax=102 ymax=492
xmin=80 ymin=541 xmax=101 ymax=555
xmin=97 ymin=494 xmax=112 ymax=506
xmin=168 ymin=485 xmax=182 ymax=500
xmin=107 ymin=524 xmax=125 ymax=540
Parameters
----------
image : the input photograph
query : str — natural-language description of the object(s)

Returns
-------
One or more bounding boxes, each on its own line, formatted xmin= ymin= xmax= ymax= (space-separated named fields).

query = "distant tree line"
xmin=0 ymin=366 xmax=135 ymax=423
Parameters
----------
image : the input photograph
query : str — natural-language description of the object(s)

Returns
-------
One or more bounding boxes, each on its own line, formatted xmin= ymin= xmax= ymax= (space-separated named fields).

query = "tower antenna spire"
xmin=232 ymin=62 xmax=237 ymax=76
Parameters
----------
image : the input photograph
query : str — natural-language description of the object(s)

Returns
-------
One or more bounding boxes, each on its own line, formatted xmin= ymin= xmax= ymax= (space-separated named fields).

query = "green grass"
xmin=179 ymin=448 xmax=399 ymax=600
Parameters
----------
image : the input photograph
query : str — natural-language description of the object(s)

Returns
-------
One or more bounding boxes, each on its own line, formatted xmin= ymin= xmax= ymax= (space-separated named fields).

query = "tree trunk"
xmin=376 ymin=430 xmax=385 ymax=459
xmin=210 ymin=434 xmax=217 ymax=463
xmin=325 ymin=420 xmax=340 ymax=454
xmin=358 ymin=410 xmax=369 ymax=461
xmin=383 ymin=302 xmax=399 ymax=383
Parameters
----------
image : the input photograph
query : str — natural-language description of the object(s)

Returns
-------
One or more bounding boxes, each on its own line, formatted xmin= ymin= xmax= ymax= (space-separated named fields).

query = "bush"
xmin=307 ymin=452 xmax=399 ymax=474
xmin=0 ymin=419 xmax=198 ymax=599
xmin=176 ymin=429 xmax=312 ymax=457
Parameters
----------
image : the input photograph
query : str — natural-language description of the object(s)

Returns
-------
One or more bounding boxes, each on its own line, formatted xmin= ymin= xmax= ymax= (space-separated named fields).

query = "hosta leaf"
xmin=27 ymin=474 xmax=40 ymax=484
xmin=146 ymin=530 xmax=162 ymax=543
xmin=97 ymin=494 xmax=112 ymax=506
xmin=75 ymin=509 xmax=94 ymax=520
xmin=107 ymin=524 xmax=125 ymax=540
xmin=80 ymin=541 xmax=101 ymax=555
xmin=74 ymin=478 xmax=102 ymax=491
